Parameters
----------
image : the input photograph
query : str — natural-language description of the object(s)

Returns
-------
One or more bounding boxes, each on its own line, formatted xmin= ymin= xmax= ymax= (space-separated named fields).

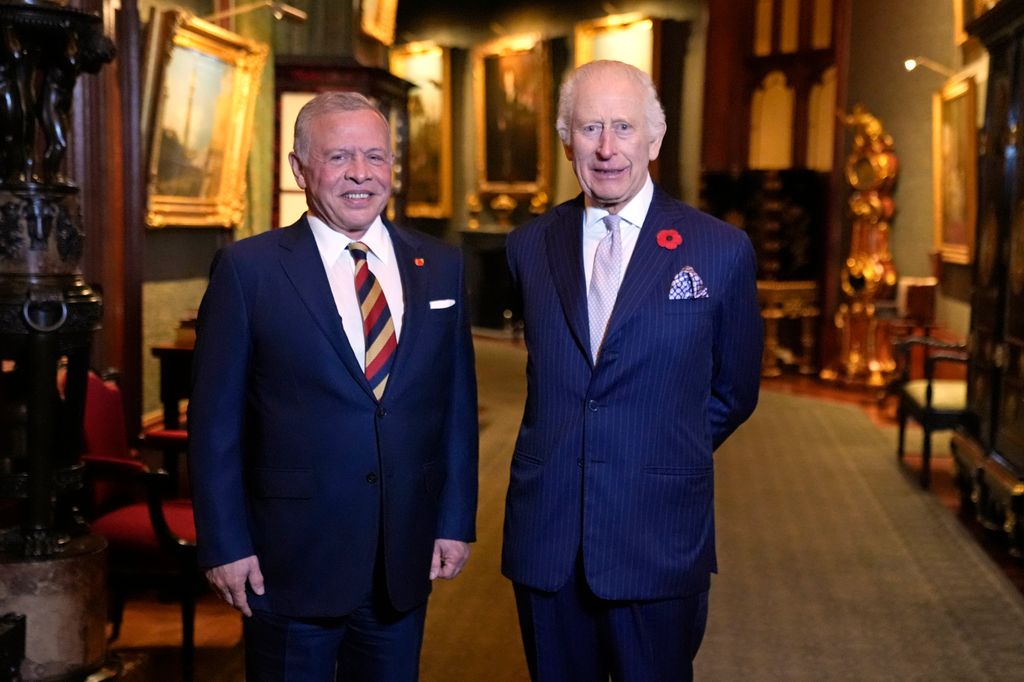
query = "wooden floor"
xmin=104 ymin=361 xmax=1024 ymax=680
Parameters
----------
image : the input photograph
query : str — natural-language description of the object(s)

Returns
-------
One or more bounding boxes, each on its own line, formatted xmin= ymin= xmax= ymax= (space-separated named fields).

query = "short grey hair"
xmin=293 ymin=91 xmax=390 ymax=162
xmin=555 ymin=60 xmax=666 ymax=145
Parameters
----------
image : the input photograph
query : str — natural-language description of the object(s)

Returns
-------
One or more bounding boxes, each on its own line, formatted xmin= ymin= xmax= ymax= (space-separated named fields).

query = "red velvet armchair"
xmin=76 ymin=370 xmax=200 ymax=681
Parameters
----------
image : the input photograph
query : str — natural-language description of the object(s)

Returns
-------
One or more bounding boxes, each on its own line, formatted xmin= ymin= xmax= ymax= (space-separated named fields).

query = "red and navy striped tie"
xmin=348 ymin=241 xmax=397 ymax=400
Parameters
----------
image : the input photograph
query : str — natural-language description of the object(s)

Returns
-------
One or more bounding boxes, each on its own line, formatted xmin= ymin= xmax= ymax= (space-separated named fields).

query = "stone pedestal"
xmin=0 ymin=533 xmax=106 ymax=681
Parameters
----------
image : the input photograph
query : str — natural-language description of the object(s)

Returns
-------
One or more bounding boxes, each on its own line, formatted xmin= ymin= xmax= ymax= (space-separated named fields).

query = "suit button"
xmin=377 ymin=406 xmax=387 ymax=418
xmin=588 ymin=400 xmax=598 ymax=412
xmin=366 ymin=472 xmax=378 ymax=484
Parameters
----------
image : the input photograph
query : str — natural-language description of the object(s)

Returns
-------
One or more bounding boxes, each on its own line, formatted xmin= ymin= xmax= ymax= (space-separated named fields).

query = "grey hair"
xmin=293 ymin=91 xmax=390 ymax=162
xmin=555 ymin=60 xmax=666 ymax=145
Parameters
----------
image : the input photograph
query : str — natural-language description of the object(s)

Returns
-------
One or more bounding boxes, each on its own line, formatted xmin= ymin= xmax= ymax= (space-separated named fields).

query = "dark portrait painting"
xmin=483 ymin=50 xmax=540 ymax=185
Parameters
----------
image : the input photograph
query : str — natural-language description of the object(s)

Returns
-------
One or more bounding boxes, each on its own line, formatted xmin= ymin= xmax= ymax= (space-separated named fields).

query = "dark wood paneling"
xmin=69 ymin=0 xmax=144 ymax=432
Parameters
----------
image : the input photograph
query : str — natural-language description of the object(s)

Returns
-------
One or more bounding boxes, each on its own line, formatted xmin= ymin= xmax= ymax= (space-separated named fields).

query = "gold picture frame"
xmin=574 ymin=13 xmax=656 ymax=77
xmin=360 ymin=0 xmax=398 ymax=46
xmin=390 ymin=42 xmax=453 ymax=218
xmin=933 ymin=75 xmax=978 ymax=264
xmin=473 ymin=34 xmax=551 ymax=195
xmin=142 ymin=9 xmax=268 ymax=229
xmin=954 ymin=1 xmax=969 ymax=45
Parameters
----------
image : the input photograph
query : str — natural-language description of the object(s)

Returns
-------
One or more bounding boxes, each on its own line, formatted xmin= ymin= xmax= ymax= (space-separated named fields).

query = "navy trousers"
xmin=242 ymin=594 xmax=427 ymax=682
xmin=513 ymin=560 xmax=709 ymax=682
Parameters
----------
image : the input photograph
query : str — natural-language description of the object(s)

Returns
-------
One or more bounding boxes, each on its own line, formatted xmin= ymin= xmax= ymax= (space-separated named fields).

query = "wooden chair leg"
xmin=108 ymin=586 xmax=126 ymax=643
xmin=897 ymin=406 xmax=907 ymax=461
xmin=180 ymin=580 xmax=196 ymax=682
xmin=921 ymin=428 xmax=932 ymax=489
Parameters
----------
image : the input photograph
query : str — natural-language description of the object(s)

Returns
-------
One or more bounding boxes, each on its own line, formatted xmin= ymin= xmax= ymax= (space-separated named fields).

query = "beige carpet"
xmin=116 ymin=337 xmax=1024 ymax=680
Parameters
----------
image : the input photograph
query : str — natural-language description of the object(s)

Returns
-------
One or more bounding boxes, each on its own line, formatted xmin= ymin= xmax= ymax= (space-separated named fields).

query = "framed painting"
xmin=142 ymin=9 xmax=268 ymax=229
xmin=575 ymin=13 xmax=655 ymax=77
xmin=473 ymin=34 xmax=551 ymax=195
xmin=361 ymin=0 xmax=398 ymax=46
xmin=954 ymin=1 xmax=969 ymax=44
xmin=933 ymin=75 xmax=978 ymax=264
xmin=390 ymin=42 xmax=453 ymax=218
xmin=972 ymin=0 xmax=1000 ymax=19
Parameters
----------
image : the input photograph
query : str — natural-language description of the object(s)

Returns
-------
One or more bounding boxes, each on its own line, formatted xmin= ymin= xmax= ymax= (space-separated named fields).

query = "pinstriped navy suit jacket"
xmin=501 ymin=186 xmax=763 ymax=600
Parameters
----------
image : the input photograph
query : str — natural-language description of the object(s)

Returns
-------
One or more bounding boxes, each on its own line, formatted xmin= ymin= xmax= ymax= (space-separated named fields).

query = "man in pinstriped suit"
xmin=502 ymin=60 xmax=763 ymax=681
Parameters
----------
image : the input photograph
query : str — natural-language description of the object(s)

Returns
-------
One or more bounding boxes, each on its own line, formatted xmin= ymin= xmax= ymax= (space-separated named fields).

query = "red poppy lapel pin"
xmin=414 ymin=257 xmax=425 ymax=267
xmin=656 ymin=228 xmax=683 ymax=250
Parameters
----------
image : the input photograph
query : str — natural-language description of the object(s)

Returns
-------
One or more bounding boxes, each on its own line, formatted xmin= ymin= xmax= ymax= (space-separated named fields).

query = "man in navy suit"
xmin=188 ymin=92 xmax=478 ymax=681
xmin=502 ymin=60 xmax=763 ymax=680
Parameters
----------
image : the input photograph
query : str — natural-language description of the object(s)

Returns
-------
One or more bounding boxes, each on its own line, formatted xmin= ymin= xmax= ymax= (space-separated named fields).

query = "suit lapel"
xmin=384 ymin=221 xmax=426 ymax=395
xmin=544 ymin=198 xmax=591 ymax=363
xmin=602 ymin=188 xmax=687 ymax=347
xmin=277 ymin=217 xmax=374 ymax=400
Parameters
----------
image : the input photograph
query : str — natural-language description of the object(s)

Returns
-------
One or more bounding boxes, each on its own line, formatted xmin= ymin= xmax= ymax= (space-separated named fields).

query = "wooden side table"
xmin=757 ymin=281 xmax=819 ymax=377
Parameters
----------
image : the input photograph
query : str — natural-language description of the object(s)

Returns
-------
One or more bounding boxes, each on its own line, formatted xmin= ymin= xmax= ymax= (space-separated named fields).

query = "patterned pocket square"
xmin=669 ymin=266 xmax=709 ymax=300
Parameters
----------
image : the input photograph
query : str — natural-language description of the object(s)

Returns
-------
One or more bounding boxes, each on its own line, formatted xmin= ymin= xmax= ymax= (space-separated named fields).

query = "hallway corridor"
xmin=114 ymin=337 xmax=1024 ymax=680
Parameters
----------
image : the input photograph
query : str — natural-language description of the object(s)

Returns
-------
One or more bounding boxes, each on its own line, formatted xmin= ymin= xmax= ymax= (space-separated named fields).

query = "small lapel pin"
xmin=414 ymin=257 xmax=425 ymax=267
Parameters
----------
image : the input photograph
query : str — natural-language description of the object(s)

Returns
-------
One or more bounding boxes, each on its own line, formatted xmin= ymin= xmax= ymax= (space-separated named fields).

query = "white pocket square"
xmin=429 ymin=299 xmax=456 ymax=309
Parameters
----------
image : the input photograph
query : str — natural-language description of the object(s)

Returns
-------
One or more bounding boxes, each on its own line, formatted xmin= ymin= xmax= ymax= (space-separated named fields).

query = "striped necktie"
xmin=347 ymin=241 xmax=397 ymax=400
xmin=588 ymin=214 xmax=622 ymax=362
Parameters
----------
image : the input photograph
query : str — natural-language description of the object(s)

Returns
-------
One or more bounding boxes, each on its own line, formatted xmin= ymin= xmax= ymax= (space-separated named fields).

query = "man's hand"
xmin=430 ymin=539 xmax=470 ymax=580
xmin=205 ymin=555 xmax=264 ymax=617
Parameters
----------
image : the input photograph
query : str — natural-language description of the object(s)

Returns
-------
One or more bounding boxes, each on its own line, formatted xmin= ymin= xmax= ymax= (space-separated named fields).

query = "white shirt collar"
xmin=583 ymin=174 xmax=655 ymax=232
xmin=307 ymin=213 xmax=391 ymax=266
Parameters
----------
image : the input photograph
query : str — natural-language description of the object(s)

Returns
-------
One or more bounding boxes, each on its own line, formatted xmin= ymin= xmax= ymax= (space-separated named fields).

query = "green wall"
xmin=846 ymin=0 xmax=970 ymax=336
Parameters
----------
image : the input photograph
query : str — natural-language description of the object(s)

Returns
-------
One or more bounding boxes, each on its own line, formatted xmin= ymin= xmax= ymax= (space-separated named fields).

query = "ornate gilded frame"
xmin=142 ymin=10 xmax=268 ymax=229
xmin=390 ymin=42 xmax=453 ymax=218
xmin=473 ymin=34 xmax=551 ymax=196
xmin=360 ymin=0 xmax=398 ymax=46
xmin=574 ymin=13 xmax=655 ymax=76
xmin=933 ymin=75 xmax=977 ymax=264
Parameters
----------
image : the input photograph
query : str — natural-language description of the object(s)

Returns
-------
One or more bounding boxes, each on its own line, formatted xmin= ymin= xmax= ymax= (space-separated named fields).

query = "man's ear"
xmin=563 ymin=143 xmax=573 ymax=161
xmin=288 ymin=152 xmax=307 ymax=190
xmin=648 ymin=130 xmax=665 ymax=162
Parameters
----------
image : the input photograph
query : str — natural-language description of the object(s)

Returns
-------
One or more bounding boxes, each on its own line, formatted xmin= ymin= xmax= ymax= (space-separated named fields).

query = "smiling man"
xmin=189 ymin=92 xmax=478 ymax=681
xmin=502 ymin=60 xmax=763 ymax=680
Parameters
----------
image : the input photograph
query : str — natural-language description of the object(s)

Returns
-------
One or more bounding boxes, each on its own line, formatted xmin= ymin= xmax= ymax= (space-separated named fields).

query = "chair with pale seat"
xmin=894 ymin=336 xmax=969 ymax=488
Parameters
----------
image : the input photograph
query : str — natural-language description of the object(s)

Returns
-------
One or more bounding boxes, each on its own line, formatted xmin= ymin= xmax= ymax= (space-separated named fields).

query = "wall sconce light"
xmin=903 ymin=56 xmax=955 ymax=78
xmin=204 ymin=1 xmax=308 ymax=24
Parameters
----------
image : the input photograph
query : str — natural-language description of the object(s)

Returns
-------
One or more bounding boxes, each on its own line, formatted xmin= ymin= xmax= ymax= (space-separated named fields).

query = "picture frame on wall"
xmin=360 ymin=0 xmax=398 ymax=46
xmin=933 ymin=75 xmax=977 ymax=264
xmin=142 ymin=9 xmax=268 ymax=229
xmin=473 ymin=34 xmax=551 ymax=195
xmin=954 ymin=0 xmax=970 ymax=44
xmin=390 ymin=42 xmax=453 ymax=218
xmin=574 ymin=13 xmax=655 ymax=77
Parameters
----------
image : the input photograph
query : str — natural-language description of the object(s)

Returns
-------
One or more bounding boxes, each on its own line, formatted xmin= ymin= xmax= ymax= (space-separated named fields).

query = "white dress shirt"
xmin=582 ymin=175 xmax=655 ymax=289
xmin=308 ymin=214 xmax=404 ymax=370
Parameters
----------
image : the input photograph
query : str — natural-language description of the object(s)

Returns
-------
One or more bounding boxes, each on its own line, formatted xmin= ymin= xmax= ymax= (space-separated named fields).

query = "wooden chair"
xmin=77 ymin=370 xmax=200 ymax=681
xmin=894 ymin=336 xmax=969 ymax=488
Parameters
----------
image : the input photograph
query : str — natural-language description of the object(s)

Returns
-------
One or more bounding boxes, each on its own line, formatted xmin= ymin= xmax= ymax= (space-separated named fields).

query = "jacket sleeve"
xmin=709 ymin=233 xmax=763 ymax=450
xmin=187 ymin=247 xmax=256 ymax=568
xmin=435 ymin=249 xmax=479 ymax=541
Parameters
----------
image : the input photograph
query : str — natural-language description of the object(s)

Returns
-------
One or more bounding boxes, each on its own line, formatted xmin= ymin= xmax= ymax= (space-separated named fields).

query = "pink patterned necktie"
xmin=348 ymin=241 xmax=397 ymax=399
xmin=588 ymin=214 xmax=622 ymax=362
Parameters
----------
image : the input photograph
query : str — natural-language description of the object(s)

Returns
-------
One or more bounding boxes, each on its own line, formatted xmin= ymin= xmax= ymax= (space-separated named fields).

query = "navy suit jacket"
xmin=501 ymin=186 xmax=762 ymax=600
xmin=188 ymin=216 xmax=478 ymax=618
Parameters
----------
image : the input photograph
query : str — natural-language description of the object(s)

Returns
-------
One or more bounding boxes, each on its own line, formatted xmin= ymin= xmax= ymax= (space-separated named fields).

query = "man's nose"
xmin=346 ymin=155 xmax=370 ymax=181
xmin=596 ymin=129 xmax=615 ymax=157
